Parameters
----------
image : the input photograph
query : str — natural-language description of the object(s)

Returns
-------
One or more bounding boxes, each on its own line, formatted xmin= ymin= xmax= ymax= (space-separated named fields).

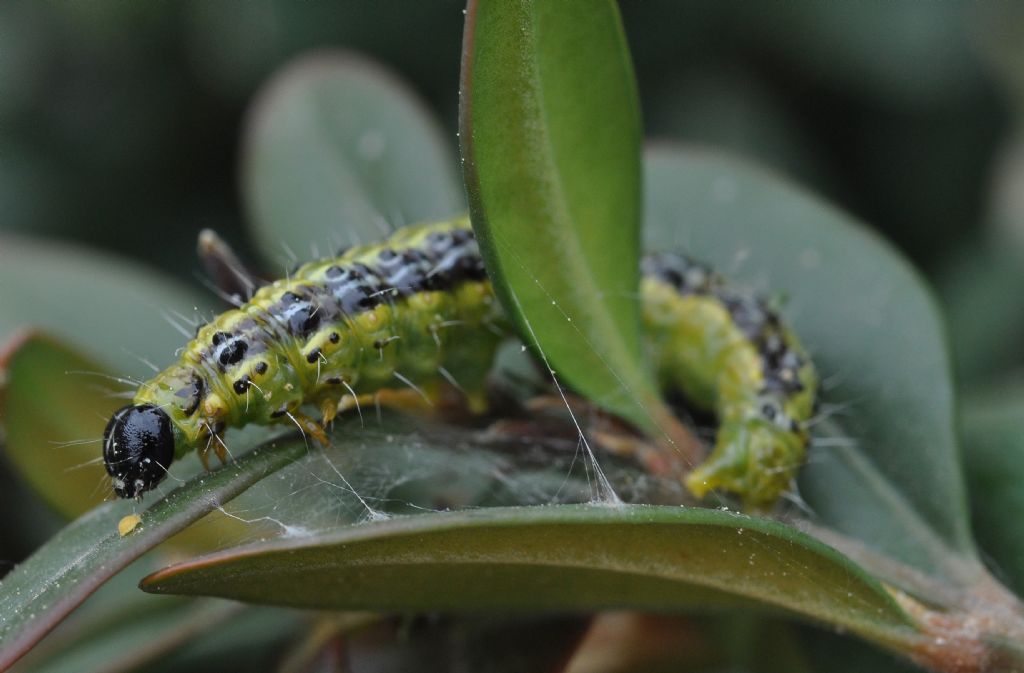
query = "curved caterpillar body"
xmin=103 ymin=217 xmax=817 ymax=508
xmin=640 ymin=254 xmax=817 ymax=506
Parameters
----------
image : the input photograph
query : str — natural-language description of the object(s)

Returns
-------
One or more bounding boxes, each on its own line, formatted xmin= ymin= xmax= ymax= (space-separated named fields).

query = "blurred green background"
xmin=2 ymin=5 xmax=1024 ymax=671
xmin=2 ymin=1 xmax=1017 ymax=274
xmin=2 ymin=0 xmax=1023 ymax=558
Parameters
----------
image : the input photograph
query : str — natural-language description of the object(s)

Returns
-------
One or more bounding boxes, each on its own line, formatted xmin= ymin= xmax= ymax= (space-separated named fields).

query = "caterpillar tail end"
xmin=684 ymin=459 xmax=765 ymax=508
xmin=682 ymin=420 xmax=805 ymax=511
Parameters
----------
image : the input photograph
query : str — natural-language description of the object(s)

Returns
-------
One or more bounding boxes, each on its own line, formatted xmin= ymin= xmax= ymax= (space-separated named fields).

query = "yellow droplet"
xmin=118 ymin=514 xmax=142 ymax=537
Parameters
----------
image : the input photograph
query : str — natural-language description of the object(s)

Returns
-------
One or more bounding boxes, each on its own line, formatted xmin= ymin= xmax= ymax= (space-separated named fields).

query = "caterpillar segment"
xmin=102 ymin=217 xmax=817 ymax=508
xmin=102 ymin=219 xmax=503 ymax=499
xmin=640 ymin=253 xmax=817 ymax=508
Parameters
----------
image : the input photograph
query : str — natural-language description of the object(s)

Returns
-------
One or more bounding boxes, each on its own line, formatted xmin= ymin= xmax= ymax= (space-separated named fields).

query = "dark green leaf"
xmin=142 ymin=505 xmax=916 ymax=651
xmin=459 ymin=1 xmax=691 ymax=450
xmin=643 ymin=145 xmax=978 ymax=584
xmin=243 ymin=50 xmax=464 ymax=264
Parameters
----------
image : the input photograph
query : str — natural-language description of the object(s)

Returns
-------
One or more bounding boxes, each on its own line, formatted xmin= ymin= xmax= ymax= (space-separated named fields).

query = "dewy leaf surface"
xmin=643 ymin=145 xmax=978 ymax=583
xmin=141 ymin=504 xmax=918 ymax=652
xmin=459 ymin=0 xmax=686 ymax=447
xmin=243 ymin=50 xmax=464 ymax=265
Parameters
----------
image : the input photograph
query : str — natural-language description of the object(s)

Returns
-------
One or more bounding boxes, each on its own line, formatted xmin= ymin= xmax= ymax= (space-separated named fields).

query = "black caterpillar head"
xmin=103 ymin=404 xmax=175 ymax=499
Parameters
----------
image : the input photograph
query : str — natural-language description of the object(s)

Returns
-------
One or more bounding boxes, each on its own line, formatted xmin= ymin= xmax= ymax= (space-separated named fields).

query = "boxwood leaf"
xmin=0 ymin=237 xmax=212 ymax=380
xmin=0 ymin=333 xmax=120 ymax=518
xmin=242 ymin=50 xmax=464 ymax=266
xmin=459 ymin=0 xmax=694 ymax=456
xmin=141 ymin=504 xmax=918 ymax=653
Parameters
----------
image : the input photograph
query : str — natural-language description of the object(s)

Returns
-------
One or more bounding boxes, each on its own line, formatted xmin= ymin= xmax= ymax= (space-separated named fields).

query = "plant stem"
xmin=793 ymin=519 xmax=1024 ymax=673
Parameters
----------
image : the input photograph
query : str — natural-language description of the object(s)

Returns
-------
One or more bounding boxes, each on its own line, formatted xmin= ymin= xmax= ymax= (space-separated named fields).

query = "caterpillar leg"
xmin=285 ymin=411 xmax=330 ymax=447
xmin=196 ymin=424 xmax=232 ymax=469
xmin=320 ymin=398 xmax=341 ymax=427
xmin=197 ymin=440 xmax=213 ymax=471
xmin=335 ymin=382 xmax=480 ymax=420
xmin=338 ymin=387 xmax=437 ymax=416
xmin=211 ymin=433 xmax=230 ymax=464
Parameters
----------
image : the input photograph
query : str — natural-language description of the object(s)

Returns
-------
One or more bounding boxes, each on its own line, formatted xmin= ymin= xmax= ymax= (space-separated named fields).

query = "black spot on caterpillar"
xmin=102 ymin=217 xmax=817 ymax=507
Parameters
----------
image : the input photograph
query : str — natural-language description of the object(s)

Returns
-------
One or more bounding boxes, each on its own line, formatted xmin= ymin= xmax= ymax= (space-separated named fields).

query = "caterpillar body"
xmin=102 ymin=217 xmax=817 ymax=508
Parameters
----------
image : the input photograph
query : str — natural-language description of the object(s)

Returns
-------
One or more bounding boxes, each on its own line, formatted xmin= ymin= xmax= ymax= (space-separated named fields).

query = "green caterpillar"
xmin=102 ymin=216 xmax=817 ymax=507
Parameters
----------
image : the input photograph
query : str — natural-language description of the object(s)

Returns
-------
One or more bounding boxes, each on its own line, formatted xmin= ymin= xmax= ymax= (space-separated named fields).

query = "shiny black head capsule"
xmin=103 ymin=404 xmax=175 ymax=499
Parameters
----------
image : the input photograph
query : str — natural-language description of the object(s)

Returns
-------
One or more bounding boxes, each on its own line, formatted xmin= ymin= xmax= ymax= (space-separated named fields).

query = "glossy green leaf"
xmin=142 ymin=505 xmax=917 ymax=652
xmin=0 ymin=236 xmax=212 ymax=380
xmin=242 ymin=50 xmax=464 ymax=265
xmin=0 ymin=435 xmax=307 ymax=671
xmin=459 ymin=1 xmax=689 ymax=449
xmin=960 ymin=385 xmax=1024 ymax=595
xmin=0 ymin=333 xmax=120 ymax=518
xmin=642 ymin=145 xmax=978 ymax=584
